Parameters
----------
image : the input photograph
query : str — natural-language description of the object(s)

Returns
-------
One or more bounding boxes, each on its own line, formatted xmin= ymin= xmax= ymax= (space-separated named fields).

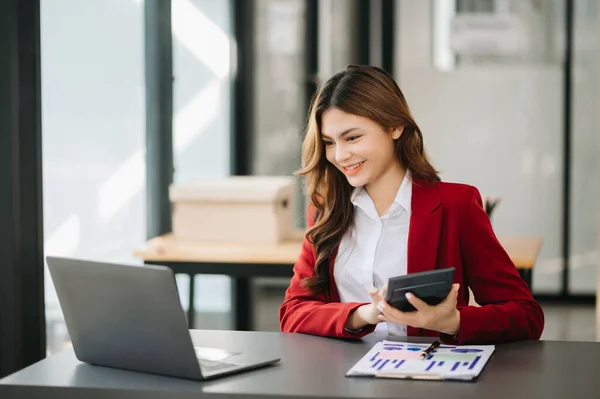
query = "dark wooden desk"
xmin=1 ymin=331 xmax=597 ymax=399
xmin=134 ymin=234 xmax=543 ymax=330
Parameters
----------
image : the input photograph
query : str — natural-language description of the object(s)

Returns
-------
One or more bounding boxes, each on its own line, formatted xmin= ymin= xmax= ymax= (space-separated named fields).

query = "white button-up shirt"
xmin=333 ymin=173 xmax=412 ymax=336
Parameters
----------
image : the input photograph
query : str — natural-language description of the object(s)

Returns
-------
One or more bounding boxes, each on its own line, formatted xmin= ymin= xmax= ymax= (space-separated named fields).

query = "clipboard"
xmin=345 ymin=340 xmax=495 ymax=381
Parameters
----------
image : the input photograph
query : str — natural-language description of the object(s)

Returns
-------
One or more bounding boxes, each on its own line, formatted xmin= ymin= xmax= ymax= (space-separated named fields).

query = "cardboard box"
xmin=170 ymin=176 xmax=297 ymax=244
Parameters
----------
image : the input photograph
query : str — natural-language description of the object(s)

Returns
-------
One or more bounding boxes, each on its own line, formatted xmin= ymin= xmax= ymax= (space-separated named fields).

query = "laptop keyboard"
xmin=198 ymin=358 xmax=240 ymax=373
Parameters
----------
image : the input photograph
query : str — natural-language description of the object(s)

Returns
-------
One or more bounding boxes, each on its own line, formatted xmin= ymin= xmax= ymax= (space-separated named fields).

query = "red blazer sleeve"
xmin=456 ymin=186 xmax=544 ymax=344
xmin=279 ymin=206 xmax=375 ymax=338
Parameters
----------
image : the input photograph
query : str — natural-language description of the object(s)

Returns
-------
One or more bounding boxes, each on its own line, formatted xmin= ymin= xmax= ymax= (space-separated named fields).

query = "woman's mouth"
xmin=343 ymin=161 xmax=365 ymax=176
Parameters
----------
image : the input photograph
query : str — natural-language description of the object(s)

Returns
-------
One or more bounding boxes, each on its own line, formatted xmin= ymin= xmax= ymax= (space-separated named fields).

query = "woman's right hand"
xmin=346 ymin=285 xmax=388 ymax=330
xmin=360 ymin=285 xmax=388 ymax=324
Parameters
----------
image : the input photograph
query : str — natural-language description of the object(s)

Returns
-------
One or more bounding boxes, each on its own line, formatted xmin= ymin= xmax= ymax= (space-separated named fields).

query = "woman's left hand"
xmin=377 ymin=283 xmax=461 ymax=336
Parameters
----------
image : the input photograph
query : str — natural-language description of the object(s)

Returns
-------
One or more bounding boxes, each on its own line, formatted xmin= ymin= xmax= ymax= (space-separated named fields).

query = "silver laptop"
xmin=46 ymin=256 xmax=280 ymax=380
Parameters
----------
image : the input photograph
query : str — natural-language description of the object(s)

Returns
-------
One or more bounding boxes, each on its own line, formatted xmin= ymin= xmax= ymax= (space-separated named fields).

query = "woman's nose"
xmin=335 ymin=144 xmax=351 ymax=163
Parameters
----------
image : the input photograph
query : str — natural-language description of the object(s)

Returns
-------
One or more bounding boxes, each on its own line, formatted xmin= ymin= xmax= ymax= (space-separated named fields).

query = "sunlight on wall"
xmin=45 ymin=214 xmax=81 ymax=256
xmin=173 ymin=81 xmax=221 ymax=151
xmin=172 ymin=0 xmax=231 ymax=78
xmin=96 ymin=0 xmax=226 ymax=222
xmin=97 ymin=81 xmax=220 ymax=222
xmin=134 ymin=0 xmax=232 ymax=78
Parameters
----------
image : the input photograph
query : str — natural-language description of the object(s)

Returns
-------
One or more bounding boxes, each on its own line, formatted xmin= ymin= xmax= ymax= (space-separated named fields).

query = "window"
xmin=41 ymin=0 xmax=146 ymax=354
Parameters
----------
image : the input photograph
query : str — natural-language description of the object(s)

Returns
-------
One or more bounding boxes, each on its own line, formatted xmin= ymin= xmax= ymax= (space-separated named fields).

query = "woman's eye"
xmin=347 ymin=135 xmax=360 ymax=142
xmin=323 ymin=141 xmax=334 ymax=146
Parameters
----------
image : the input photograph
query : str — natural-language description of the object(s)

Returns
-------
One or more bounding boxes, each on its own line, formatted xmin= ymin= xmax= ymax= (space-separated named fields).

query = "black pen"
xmin=420 ymin=340 xmax=440 ymax=360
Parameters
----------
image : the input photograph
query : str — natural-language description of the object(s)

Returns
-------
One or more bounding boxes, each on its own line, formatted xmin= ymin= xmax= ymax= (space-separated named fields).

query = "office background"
xmin=1 ymin=0 xmax=598 ymax=379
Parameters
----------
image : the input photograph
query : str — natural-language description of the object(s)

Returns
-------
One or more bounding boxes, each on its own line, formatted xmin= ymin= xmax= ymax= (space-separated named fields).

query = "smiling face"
xmin=321 ymin=107 xmax=403 ymax=188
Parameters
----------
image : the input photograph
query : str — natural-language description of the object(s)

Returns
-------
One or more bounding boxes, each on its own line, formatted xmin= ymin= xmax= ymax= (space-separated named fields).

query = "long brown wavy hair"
xmin=297 ymin=65 xmax=440 ymax=295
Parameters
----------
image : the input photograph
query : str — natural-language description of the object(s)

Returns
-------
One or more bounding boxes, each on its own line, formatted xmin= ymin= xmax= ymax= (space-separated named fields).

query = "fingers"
xmin=405 ymin=292 xmax=428 ymax=312
xmin=377 ymin=284 xmax=461 ymax=331
xmin=368 ymin=285 xmax=388 ymax=303
xmin=368 ymin=286 xmax=380 ymax=302
xmin=441 ymin=283 xmax=460 ymax=305
xmin=377 ymin=301 xmax=413 ymax=325
xmin=379 ymin=284 xmax=388 ymax=299
xmin=452 ymin=283 xmax=460 ymax=297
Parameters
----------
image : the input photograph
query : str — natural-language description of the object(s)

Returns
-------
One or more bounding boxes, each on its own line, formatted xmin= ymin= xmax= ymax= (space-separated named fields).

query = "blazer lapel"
xmin=328 ymin=245 xmax=341 ymax=302
xmin=408 ymin=182 xmax=442 ymax=274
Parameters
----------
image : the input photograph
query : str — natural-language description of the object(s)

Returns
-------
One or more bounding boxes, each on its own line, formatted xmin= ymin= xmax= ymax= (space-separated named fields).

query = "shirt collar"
xmin=350 ymin=170 xmax=412 ymax=215
xmin=395 ymin=170 xmax=412 ymax=214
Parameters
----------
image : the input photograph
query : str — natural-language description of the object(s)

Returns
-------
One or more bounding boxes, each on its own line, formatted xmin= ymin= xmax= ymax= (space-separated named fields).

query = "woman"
xmin=279 ymin=65 xmax=544 ymax=344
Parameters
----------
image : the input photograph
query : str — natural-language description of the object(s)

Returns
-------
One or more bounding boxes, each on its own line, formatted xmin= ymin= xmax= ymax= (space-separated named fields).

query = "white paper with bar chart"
xmin=346 ymin=340 xmax=495 ymax=381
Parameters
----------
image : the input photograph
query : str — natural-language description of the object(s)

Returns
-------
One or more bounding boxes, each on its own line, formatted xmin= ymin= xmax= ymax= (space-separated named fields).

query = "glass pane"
xmin=41 ymin=0 xmax=146 ymax=354
xmin=172 ymin=0 xmax=234 ymax=326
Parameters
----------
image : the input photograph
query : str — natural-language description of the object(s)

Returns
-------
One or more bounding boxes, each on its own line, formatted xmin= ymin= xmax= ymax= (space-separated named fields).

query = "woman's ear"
xmin=391 ymin=126 xmax=404 ymax=140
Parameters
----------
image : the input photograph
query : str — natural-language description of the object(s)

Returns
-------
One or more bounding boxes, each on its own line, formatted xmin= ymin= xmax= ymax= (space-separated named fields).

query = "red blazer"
xmin=279 ymin=181 xmax=544 ymax=344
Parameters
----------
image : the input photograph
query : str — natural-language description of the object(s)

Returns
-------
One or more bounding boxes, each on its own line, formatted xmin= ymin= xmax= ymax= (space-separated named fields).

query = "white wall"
xmin=570 ymin=0 xmax=598 ymax=293
xmin=252 ymin=0 xmax=307 ymax=229
xmin=395 ymin=0 xmax=571 ymax=293
xmin=253 ymin=0 xmax=306 ymax=177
